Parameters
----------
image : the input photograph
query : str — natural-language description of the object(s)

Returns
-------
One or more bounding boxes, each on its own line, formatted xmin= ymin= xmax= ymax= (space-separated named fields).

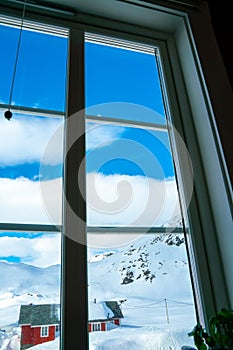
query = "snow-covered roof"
xmin=89 ymin=300 xmax=123 ymax=322
xmin=19 ymin=304 xmax=60 ymax=326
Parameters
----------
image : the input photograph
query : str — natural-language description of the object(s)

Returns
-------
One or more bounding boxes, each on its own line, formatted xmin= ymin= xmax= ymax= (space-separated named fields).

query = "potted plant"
xmin=188 ymin=308 xmax=233 ymax=350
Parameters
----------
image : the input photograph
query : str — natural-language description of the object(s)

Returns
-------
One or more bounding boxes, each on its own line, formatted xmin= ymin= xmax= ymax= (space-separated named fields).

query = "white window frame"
xmin=0 ymin=18 xmax=66 ymax=235
xmin=92 ymin=323 xmax=101 ymax=332
xmin=0 ymin=13 xmax=65 ymax=347
xmin=41 ymin=325 xmax=49 ymax=337
xmin=0 ymin=1 xmax=232 ymax=350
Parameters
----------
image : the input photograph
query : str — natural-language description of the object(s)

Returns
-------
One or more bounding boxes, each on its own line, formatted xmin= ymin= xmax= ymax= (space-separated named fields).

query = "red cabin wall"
xmin=101 ymin=322 xmax=106 ymax=331
xmin=114 ymin=319 xmax=120 ymax=326
xmin=21 ymin=325 xmax=56 ymax=347
xmin=21 ymin=325 xmax=33 ymax=346
xmin=88 ymin=323 xmax=92 ymax=332
xmin=33 ymin=325 xmax=55 ymax=345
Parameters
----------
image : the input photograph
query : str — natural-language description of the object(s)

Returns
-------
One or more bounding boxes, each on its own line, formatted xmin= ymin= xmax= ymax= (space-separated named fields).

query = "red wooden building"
xmin=18 ymin=300 xmax=123 ymax=349
xmin=18 ymin=304 xmax=60 ymax=350
xmin=88 ymin=300 xmax=124 ymax=332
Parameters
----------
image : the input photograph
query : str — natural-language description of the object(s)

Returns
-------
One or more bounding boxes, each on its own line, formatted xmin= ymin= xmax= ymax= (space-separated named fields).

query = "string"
xmin=5 ymin=0 xmax=27 ymax=119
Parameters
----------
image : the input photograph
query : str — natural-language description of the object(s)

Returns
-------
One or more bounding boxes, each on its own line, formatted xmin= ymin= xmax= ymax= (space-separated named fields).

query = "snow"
xmin=0 ymin=233 xmax=197 ymax=350
xmin=0 ymin=262 xmax=60 ymax=329
xmin=89 ymin=326 xmax=194 ymax=350
xmin=0 ymin=333 xmax=20 ymax=350
xmin=27 ymin=338 xmax=59 ymax=350
xmin=88 ymin=234 xmax=195 ymax=301
xmin=89 ymin=301 xmax=114 ymax=321
xmin=88 ymin=233 xmax=197 ymax=349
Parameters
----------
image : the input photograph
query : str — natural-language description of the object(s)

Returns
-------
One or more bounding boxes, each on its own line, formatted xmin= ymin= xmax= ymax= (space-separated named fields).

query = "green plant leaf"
xmin=188 ymin=309 xmax=233 ymax=350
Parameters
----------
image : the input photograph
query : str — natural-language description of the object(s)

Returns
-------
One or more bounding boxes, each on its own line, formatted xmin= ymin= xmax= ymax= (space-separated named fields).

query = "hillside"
xmin=0 ymin=232 xmax=196 ymax=349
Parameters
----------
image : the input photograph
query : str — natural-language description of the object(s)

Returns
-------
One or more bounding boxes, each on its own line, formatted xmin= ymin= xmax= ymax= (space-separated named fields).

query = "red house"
xmin=18 ymin=304 xmax=60 ymax=350
xmin=88 ymin=300 xmax=124 ymax=332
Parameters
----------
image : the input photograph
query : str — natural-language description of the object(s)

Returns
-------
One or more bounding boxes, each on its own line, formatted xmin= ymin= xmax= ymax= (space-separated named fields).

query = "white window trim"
xmin=92 ymin=323 xmax=101 ymax=332
xmin=41 ymin=325 xmax=49 ymax=337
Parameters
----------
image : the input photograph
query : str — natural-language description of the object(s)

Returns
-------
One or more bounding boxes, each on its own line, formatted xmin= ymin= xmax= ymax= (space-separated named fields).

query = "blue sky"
xmin=85 ymin=42 xmax=165 ymax=117
xmin=86 ymin=125 xmax=174 ymax=179
xmin=0 ymin=24 xmax=67 ymax=111
xmin=0 ymin=25 xmax=179 ymax=266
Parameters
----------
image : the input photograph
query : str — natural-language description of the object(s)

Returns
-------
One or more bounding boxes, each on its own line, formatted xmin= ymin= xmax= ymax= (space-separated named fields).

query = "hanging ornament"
xmin=4 ymin=0 xmax=27 ymax=120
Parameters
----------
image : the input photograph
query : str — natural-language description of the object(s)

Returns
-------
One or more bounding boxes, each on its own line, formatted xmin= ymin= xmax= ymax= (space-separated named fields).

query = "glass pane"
xmin=86 ymin=35 xmax=197 ymax=350
xmin=0 ymin=23 xmax=68 ymax=112
xmin=0 ymin=231 xmax=61 ymax=350
xmin=88 ymin=232 xmax=196 ymax=349
xmin=85 ymin=37 xmax=166 ymax=125
xmin=86 ymin=122 xmax=181 ymax=227
xmin=0 ymin=112 xmax=64 ymax=225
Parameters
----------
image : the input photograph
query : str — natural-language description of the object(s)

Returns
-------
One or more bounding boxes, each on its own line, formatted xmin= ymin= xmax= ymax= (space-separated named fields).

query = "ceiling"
xmin=26 ymin=0 xmax=201 ymax=15
xmin=3 ymin=0 xmax=233 ymax=86
xmin=4 ymin=0 xmax=193 ymax=34
xmin=5 ymin=0 xmax=201 ymax=26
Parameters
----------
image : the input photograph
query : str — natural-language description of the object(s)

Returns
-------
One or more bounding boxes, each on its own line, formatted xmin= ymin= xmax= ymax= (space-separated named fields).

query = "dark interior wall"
xmin=205 ymin=0 xmax=233 ymax=185
xmin=206 ymin=0 xmax=233 ymax=89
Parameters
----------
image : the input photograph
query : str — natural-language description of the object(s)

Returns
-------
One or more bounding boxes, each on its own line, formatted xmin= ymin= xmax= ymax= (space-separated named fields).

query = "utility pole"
xmin=164 ymin=298 xmax=169 ymax=324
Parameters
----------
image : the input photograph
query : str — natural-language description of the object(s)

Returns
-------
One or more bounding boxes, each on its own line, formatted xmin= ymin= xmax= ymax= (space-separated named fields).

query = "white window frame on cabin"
xmin=0 ymin=1 xmax=232 ymax=350
xmin=41 ymin=325 xmax=49 ymax=337
xmin=92 ymin=323 xmax=101 ymax=332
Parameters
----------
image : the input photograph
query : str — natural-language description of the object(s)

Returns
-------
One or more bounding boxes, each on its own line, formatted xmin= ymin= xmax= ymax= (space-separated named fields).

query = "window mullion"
xmin=62 ymin=28 xmax=88 ymax=350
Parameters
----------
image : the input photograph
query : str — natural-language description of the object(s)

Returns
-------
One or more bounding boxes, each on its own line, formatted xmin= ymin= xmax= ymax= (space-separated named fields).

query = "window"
xmin=63 ymin=6 xmax=232 ymax=348
xmin=41 ymin=326 xmax=49 ymax=337
xmin=85 ymin=34 xmax=196 ymax=348
xmin=92 ymin=323 xmax=101 ymax=332
xmin=0 ymin=2 xmax=232 ymax=350
xmin=0 ymin=17 xmax=67 ymax=350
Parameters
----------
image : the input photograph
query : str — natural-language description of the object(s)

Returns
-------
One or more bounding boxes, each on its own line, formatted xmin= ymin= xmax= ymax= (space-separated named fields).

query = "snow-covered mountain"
xmin=88 ymin=233 xmax=192 ymax=301
xmin=0 ymin=262 xmax=60 ymax=296
xmin=87 ymin=232 xmax=196 ymax=349
xmin=0 ymin=262 xmax=60 ymax=329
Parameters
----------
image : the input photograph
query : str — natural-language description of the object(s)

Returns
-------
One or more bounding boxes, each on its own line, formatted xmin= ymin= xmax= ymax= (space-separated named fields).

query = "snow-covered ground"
xmin=26 ymin=338 xmax=59 ymax=350
xmin=0 ymin=233 xmax=197 ymax=349
xmin=90 ymin=326 xmax=194 ymax=350
xmin=88 ymin=233 xmax=196 ymax=349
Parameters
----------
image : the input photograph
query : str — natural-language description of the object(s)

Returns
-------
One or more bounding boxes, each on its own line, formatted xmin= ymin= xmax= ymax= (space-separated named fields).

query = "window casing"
xmin=41 ymin=326 xmax=49 ymax=337
xmin=64 ymin=22 xmax=232 ymax=349
xmin=0 ymin=1 xmax=232 ymax=349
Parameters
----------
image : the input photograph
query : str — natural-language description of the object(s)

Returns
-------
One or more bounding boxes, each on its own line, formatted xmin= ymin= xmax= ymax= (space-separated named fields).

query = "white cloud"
xmin=0 ymin=114 xmax=126 ymax=167
xmin=86 ymin=172 xmax=182 ymax=249
xmin=0 ymin=177 xmax=62 ymax=224
xmin=86 ymin=172 xmax=181 ymax=227
xmin=0 ymin=172 xmax=181 ymax=252
xmin=86 ymin=122 xmax=124 ymax=151
xmin=0 ymin=172 xmax=181 ymax=225
xmin=0 ymin=112 xmax=63 ymax=166
xmin=0 ymin=234 xmax=61 ymax=267
xmin=0 ymin=173 xmax=180 ymax=227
